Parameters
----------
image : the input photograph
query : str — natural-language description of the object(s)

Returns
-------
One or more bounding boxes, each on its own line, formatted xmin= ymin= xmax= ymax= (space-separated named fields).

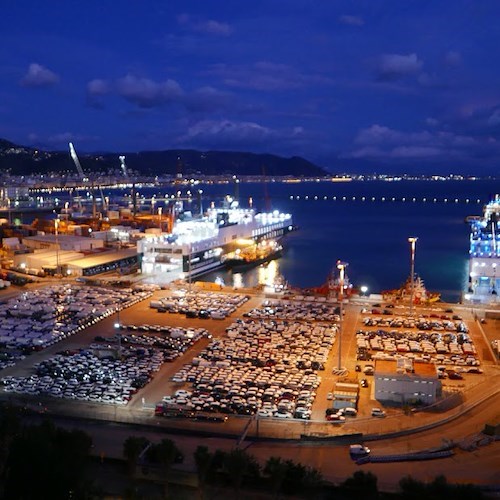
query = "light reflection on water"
xmin=205 ymin=259 xmax=283 ymax=290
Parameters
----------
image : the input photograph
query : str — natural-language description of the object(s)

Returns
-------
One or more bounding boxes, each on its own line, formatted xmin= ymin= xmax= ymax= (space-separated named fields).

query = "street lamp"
xmin=157 ymin=206 xmax=162 ymax=230
xmin=360 ymin=285 xmax=368 ymax=296
xmin=408 ymin=237 xmax=418 ymax=317
xmin=334 ymin=261 xmax=348 ymax=375
xmin=54 ymin=218 xmax=60 ymax=276
xmin=114 ymin=309 xmax=121 ymax=355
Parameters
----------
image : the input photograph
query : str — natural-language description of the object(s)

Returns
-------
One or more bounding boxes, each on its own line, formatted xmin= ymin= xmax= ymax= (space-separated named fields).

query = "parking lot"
xmin=0 ymin=283 xmax=497 ymax=433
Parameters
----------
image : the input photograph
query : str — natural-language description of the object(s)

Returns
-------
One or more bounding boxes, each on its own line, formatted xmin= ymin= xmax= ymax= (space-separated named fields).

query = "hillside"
xmin=0 ymin=139 xmax=328 ymax=177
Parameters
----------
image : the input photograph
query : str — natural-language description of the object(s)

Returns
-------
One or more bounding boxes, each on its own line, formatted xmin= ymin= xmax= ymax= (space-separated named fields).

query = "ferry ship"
xmin=466 ymin=194 xmax=500 ymax=303
xmin=138 ymin=203 xmax=293 ymax=282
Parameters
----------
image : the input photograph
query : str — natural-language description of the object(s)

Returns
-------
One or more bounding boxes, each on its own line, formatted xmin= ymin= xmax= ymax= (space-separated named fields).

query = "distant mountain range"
xmin=0 ymin=138 xmax=328 ymax=178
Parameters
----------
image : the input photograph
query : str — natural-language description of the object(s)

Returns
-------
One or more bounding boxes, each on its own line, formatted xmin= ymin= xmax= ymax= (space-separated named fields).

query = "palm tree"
xmin=123 ymin=436 xmax=150 ymax=477
xmin=194 ymin=445 xmax=213 ymax=499
xmin=264 ymin=456 xmax=288 ymax=498
xmin=150 ymin=438 xmax=182 ymax=499
xmin=223 ymin=448 xmax=260 ymax=495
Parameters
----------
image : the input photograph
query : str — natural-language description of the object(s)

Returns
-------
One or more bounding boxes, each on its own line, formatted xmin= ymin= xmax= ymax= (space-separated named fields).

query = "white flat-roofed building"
xmin=23 ymin=234 xmax=104 ymax=252
xmin=374 ymin=359 xmax=440 ymax=405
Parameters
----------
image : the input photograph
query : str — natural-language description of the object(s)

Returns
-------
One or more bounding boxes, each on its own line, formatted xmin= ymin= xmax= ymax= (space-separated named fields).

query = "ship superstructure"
xmin=138 ymin=206 xmax=293 ymax=281
xmin=467 ymin=194 xmax=500 ymax=303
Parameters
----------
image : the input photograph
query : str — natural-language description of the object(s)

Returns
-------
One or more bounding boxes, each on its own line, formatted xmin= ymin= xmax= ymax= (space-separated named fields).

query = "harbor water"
xmin=195 ymin=180 xmax=500 ymax=303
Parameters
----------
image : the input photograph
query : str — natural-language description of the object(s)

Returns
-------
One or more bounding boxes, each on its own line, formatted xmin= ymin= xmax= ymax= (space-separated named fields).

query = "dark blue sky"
xmin=1 ymin=1 xmax=500 ymax=173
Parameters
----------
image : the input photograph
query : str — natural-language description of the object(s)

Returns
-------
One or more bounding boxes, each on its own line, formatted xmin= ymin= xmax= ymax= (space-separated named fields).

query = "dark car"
xmin=185 ymin=310 xmax=198 ymax=318
xmin=360 ymin=379 xmax=369 ymax=388
xmin=448 ymin=371 xmax=464 ymax=380
xmin=355 ymin=364 xmax=362 ymax=372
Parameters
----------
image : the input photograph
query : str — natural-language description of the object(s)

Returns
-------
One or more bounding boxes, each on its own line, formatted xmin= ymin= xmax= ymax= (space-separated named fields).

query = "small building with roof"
xmin=374 ymin=359 xmax=440 ymax=405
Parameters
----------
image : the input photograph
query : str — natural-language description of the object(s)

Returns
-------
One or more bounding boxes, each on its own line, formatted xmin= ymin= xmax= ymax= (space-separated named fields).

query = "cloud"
xmin=344 ymin=123 xmax=487 ymax=161
xmin=443 ymin=50 xmax=462 ymax=67
xmin=177 ymin=13 xmax=232 ymax=36
xmin=207 ymin=61 xmax=334 ymax=91
xmin=375 ymin=53 xmax=423 ymax=80
xmin=177 ymin=119 xmax=274 ymax=147
xmin=339 ymin=15 xmax=364 ymax=26
xmin=487 ymin=109 xmax=500 ymax=126
xmin=116 ymin=74 xmax=183 ymax=108
xmin=426 ymin=117 xmax=439 ymax=127
xmin=183 ymin=86 xmax=233 ymax=112
xmin=20 ymin=63 xmax=59 ymax=87
xmin=87 ymin=79 xmax=110 ymax=96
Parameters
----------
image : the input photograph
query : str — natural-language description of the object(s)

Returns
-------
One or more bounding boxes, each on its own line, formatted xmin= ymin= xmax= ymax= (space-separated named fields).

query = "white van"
xmin=349 ymin=444 xmax=370 ymax=457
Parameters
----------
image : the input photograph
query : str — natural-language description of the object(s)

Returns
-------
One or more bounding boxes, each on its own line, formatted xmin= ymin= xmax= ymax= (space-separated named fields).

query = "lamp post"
xmin=408 ymin=237 xmax=418 ymax=317
xmin=114 ymin=309 xmax=121 ymax=356
xmin=334 ymin=261 xmax=348 ymax=375
xmin=6 ymin=197 xmax=11 ymax=225
xmin=157 ymin=206 xmax=162 ymax=230
xmin=54 ymin=218 xmax=60 ymax=276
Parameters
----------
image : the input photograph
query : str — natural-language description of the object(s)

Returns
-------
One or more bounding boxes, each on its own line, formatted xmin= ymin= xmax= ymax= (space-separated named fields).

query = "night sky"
xmin=1 ymin=1 xmax=499 ymax=173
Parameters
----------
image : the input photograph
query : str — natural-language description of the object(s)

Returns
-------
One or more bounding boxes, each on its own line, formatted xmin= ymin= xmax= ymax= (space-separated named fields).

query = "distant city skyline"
xmin=1 ymin=1 xmax=500 ymax=173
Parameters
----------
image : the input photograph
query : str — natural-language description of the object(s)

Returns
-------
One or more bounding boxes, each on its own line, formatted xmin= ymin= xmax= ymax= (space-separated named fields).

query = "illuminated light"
xmin=371 ymin=197 xmax=375 ymax=201
xmin=402 ymin=197 xmax=406 ymax=202
xmin=352 ymin=197 xmax=356 ymax=201
xmin=314 ymin=196 xmax=318 ymax=200
xmin=305 ymin=196 xmax=309 ymax=200
xmin=412 ymin=198 xmax=416 ymax=202
xmin=342 ymin=196 xmax=346 ymax=201
xmin=324 ymin=196 xmax=327 ymax=200
xmin=381 ymin=197 xmax=385 ymax=202
xmin=333 ymin=196 xmax=337 ymax=200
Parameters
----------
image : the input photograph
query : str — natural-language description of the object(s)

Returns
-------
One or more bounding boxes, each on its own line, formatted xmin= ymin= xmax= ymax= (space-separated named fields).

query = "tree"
xmin=3 ymin=420 xmax=93 ymax=499
xmin=194 ymin=445 xmax=214 ymax=498
xmin=147 ymin=438 xmax=183 ymax=498
xmin=264 ymin=456 xmax=288 ymax=498
xmin=342 ymin=470 xmax=378 ymax=498
xmin=123 ymin=436 xmax=150 ymax=476
xmin=223 ymin=448 xmax=260 ymax=494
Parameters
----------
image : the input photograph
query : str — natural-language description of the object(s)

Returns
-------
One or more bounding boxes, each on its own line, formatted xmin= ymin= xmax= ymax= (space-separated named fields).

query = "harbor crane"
xmin=69 ymin=142 xmax=86 ymax=180
xmin=119 ymin=155 xmax=128 ymax=178
xmin=68 ymin=142 xmax=104 ymax=217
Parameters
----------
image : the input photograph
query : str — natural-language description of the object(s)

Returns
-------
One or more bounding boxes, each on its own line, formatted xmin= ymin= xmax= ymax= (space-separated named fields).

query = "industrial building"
xmin=374 ymin=359 xmax=440 ymax=405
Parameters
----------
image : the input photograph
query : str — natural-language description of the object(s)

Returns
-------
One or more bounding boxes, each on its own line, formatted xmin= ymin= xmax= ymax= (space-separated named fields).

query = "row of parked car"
xmin=356 ymin=327 xmax=480 ymax=369
xmin=161 ymin=319 xmax=338 ymax=419
xmin=150 ymin=290 xmax=250 ymax=318
xmin=362 ymin=314 xmax=467 ymax=333
xmin=243 ymin=299 xmax=341 ymax=322
xmin=1 ymin=345 xmax=163 ymax=404
xmin=164 ymin=364 xmax=320 ymax=419
xmin=0 ymin=284 xmax=152 ymax=354
xmin=96 ymin=325 xmax=209 ymax=362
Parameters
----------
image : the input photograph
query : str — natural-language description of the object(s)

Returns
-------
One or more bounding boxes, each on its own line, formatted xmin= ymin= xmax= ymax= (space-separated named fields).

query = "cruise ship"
xmin=466 ymin=194 xmax=500 ymax=303
xmin=138 ymin=203 xmax=293 ymax=282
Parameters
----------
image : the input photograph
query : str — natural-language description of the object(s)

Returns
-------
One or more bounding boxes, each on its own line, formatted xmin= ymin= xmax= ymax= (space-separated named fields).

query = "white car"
xmin=371 ymin=408 xmax=386 ymax=418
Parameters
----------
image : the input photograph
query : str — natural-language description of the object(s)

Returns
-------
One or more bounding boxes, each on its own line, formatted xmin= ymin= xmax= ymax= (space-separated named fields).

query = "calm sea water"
xmin=190 ymin=180 xmax=500 ymax=303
